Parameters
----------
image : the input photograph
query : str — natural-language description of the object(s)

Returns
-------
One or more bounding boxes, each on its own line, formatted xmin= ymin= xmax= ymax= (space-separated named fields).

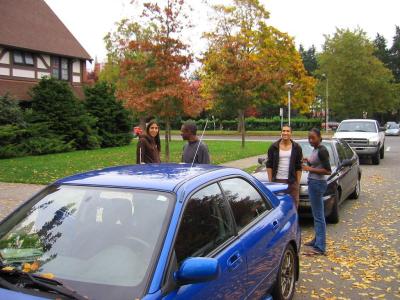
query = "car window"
xmin=337 ymin=121 xmax=377 ymax=133
xmin=341 ymin=141 xmax=354 ymax=159
xmin=335 ymin=143 xmax=347 ymax=162
xmin=219 ymin=178 xmax=272 ymax=232
xmin=174 ymin=183 xmax=235 ymax=264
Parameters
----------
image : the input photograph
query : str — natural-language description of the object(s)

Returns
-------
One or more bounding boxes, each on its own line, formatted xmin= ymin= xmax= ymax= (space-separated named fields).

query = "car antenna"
xmin=191 ymin=119 xmax=209 ymax=169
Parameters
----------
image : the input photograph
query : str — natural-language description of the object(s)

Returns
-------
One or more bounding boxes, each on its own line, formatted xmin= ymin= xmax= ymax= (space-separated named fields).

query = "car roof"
xmin=339 ymin=119 xmax=376 ymax=122
xmin=55 ymin=164 xmax=225 ymax=192
xmin=295 ymin=138 xmax=338 ymax=144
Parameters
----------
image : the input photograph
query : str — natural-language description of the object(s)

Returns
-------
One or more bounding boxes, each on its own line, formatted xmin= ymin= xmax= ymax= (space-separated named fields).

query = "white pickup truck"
xmin=333 ymin=119 xmax=385 ymax=165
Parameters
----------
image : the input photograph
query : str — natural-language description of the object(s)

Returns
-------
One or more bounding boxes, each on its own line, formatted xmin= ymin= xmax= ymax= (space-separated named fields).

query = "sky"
xmin=45 ymin=0 xmax=400 ymax=69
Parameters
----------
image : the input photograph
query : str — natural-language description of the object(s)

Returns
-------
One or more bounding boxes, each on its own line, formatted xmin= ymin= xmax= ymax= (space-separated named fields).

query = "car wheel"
xmin=272 ymin=244 xmax=297 ymax=300
xmin=380 ymin=144 xmax=385 ymax=159
xmin=372 ymin=150 xmax=380 ymax=165
xmin=326 ymin=189 xmax=339 ymax=224
xmin=349 ymin=177 xmax=361 ymax=199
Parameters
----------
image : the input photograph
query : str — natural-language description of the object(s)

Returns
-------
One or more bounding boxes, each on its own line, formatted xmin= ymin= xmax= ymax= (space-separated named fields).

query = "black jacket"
xmin=266 ymin=139 xmax=303 ymax=183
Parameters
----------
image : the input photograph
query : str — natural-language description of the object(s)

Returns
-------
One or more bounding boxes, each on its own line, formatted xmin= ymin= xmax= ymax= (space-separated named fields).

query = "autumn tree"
xmin=201 ymin=0 xmax=315 ymax=147
xmin=104 ymin=1 xmax=205 ymax=161
xmin=316 ymin=28 xmax=396 ymax=119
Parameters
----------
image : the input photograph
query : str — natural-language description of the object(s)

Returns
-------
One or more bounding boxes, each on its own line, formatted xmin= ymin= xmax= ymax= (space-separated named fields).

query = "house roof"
xmin=0 ymin=0 xmax=91 ymax=60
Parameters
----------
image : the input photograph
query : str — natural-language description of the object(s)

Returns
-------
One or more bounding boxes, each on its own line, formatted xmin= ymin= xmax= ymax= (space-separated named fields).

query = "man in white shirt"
xmin=266 ymin=125 xmax=303 ymax=208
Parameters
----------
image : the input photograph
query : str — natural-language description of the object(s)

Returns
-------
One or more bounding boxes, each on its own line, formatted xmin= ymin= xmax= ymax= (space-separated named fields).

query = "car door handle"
xmin=227 ymin=251 xmax=243 ymax=271
xmin=272 ymin=220 xmax=279 ymax=231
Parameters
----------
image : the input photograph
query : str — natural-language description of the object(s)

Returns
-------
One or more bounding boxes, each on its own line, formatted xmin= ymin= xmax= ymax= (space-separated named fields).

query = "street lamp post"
xmin=285 ymin=81 xmax=294 ymax=126
xmin=322 ymin=74 xmax=329 ymax=132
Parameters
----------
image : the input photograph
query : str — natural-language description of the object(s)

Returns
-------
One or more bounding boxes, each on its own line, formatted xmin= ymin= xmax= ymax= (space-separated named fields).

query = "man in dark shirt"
xmin=181 ymin=121 xmax=211 ymax=164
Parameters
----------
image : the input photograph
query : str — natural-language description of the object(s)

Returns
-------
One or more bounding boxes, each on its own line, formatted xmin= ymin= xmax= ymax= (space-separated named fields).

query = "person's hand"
xmin=302 ymin=165 xmax=311 ymax=172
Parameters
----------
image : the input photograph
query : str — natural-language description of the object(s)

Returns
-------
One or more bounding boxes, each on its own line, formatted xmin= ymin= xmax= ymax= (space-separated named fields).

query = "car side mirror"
xmin=258 ymin=157 xmax=266 ymax=165
xmin=340 ymin=159 xmax=352 ymax=167
xmin=174 ymin=257 xmax=220 ymax=286
xmin=379 ymin=127 xmax=386 ymax=132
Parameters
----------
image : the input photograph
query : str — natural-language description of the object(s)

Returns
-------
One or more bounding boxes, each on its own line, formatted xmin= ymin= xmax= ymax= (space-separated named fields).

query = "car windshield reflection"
xmin=0 ymin=185 xmax=173 ymax=300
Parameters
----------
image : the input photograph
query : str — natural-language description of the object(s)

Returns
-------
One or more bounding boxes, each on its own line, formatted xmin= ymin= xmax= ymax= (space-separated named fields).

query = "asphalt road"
xmin=0 ymin=137 xmax=399 ymax=299
xmin=295 ymin=136 xmax=400 ymax=300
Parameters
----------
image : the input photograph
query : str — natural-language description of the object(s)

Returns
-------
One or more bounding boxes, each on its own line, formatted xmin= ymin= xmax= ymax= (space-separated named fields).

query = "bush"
xmin=30 ymin=77 xmax=100 ymax=150
xmin=0 ymin=123 xmax=73 ymax=158
xmin=84 ymin=82 xmax=132 ymax=147
xmin=0 ymin=94 xmax=25 ymax=126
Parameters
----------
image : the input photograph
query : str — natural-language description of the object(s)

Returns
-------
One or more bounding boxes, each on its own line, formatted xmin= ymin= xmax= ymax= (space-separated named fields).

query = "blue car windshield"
xmin=0 ymin=185 xmax=174 ymax=300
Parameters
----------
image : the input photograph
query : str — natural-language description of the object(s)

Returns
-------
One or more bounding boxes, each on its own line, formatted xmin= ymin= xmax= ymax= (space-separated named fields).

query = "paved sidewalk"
xmin=219 ymin=155 xmax=264 ymax=169
xmin=0 ymin=182 xmax=44 ymax=219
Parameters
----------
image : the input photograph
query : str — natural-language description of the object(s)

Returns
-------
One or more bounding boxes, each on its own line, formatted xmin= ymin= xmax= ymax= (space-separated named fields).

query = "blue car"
xmin=0 ymin=164 xmax=300 ymax=300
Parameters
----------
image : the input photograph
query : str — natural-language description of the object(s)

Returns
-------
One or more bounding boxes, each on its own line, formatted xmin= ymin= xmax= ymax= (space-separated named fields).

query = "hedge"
xmin=177 ymin=117 xmax=322 ymax=131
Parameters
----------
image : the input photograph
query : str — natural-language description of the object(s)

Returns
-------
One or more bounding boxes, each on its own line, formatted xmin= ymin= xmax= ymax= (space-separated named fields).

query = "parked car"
xmin=333 ymin=119 xmax=385 ymax=165
xmin=0 ymin=164 xmax=300 ymax=300
xmin=385 ymin=123 xmax=400 ymax=136
xmin=253 ymin=139 xmax=362 ymax=223
xmin=321 ymin=121 xmax=340 ymax=131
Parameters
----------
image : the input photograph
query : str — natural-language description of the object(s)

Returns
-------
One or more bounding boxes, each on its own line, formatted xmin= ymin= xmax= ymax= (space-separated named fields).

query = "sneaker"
xmin=304 ymin=239 xmax=315 ymax=247
xmin=304 ymin=246 xmax=326 ymax=256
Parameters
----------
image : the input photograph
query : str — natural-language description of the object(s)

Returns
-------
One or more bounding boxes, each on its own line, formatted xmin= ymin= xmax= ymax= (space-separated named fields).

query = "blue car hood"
xmin=0 ymin=288 xmax=47 ymax=300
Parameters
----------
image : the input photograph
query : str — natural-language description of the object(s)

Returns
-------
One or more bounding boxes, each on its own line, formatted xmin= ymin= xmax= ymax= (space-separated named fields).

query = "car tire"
xmin=372 ymin=150 xmax=380 ymax=165
xmin=380 ymin=144 xmax=385 ymax=159
xmin=326 ymin=189 xmax=339 ymax=224
xmin=349 ymin=177 xmax=361 ymax=199
xmin=272 ymin=244 xmax=297 ymax=300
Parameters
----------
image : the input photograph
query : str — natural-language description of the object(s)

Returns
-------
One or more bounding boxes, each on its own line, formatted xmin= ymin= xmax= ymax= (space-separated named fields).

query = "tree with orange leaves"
xmin=105 ymin=1 xmax=205 ymax=161
xmin=201 ymin=0 xmax=316 ymax=147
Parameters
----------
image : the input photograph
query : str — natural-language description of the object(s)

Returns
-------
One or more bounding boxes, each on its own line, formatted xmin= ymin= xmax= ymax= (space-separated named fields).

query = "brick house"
xmin=0 ymin=0 xmax=92 ymax=102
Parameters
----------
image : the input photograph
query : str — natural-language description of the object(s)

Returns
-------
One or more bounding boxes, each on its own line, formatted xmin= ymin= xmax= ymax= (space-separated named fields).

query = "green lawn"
xmin=0 ymin=140 xmax=270 ymax=185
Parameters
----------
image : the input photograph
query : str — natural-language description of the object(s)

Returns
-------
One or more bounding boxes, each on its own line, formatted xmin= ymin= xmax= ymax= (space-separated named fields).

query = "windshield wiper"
xmin=0 ymin=267 xmax=88 ymax=300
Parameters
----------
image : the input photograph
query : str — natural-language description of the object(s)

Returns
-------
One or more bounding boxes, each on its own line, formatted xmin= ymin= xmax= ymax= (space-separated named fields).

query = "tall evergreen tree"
xmin=84 ymin=81 xmax=132 ymax=147
xmin=389 ymin=26 xmax=400 ymax=83
xmin=299 ymin=44 xmax=318 ymax=76
xmin=373 ymin=33 xmax=391 ymax=68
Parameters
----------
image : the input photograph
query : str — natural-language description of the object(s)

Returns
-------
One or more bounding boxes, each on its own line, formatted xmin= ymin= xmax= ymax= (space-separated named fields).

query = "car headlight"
xmin=369 ymin=138 xmax=379 ymax=145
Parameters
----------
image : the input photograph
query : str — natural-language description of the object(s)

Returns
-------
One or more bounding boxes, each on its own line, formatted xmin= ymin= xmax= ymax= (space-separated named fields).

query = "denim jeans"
xmin=308 ymin=178 xmax=328 ymax=252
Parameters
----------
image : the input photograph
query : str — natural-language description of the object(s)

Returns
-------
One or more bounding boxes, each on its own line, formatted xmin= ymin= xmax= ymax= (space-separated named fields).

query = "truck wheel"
xmin=372 ymin=150 xmax=380 ymax=165
xmin=380 ymin=144 xmax=385 ymax=159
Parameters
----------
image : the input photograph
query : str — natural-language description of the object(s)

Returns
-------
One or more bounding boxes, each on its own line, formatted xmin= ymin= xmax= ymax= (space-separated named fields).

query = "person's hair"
xmin=146 ymin=120 xmax=161 ymax=151
xmin=281 ymin=124 xmax=292 ymax=132
xmin=309 ymin=127 xmax=322 ymax=141
xmin=182 ymin=121 xmax=197 ymax=135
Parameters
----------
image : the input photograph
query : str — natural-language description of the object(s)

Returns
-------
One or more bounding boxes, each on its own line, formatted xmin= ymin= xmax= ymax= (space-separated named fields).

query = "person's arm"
xmin=295 ymin=144 xmax=303 ymax=183
xmin=202 ymin=144 xmax=211 ymax=164
xmin=266 ymin=145 xmax=274 ymax=181
xmin=303 ymin=147 xmax=332 ymax=175
xmin=267 ymin=168 xmax=273 ymax=182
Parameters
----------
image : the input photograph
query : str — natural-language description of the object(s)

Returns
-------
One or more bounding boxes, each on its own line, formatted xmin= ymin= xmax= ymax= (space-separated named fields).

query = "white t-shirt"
xmin=276 ymin=148 xmax=292 ymax=180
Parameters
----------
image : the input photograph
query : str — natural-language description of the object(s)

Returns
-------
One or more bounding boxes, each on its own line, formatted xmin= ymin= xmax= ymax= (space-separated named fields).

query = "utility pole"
xmin=285 ymin=81 xmax=294 ymax=126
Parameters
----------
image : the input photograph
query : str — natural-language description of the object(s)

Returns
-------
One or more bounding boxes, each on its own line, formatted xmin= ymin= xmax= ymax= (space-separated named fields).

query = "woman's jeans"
xmin=308 ymin=178 xmax=328 ymax=252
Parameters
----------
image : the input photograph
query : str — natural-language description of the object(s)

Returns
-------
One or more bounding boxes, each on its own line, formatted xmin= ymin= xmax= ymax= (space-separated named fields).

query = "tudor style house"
xmin=0 ymin=0 xmax=92 ymax=102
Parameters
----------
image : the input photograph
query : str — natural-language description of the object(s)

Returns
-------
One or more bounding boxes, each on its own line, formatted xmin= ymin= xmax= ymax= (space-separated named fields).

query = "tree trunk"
xmin=139 ymin=116 xmax=146 ymax=131
xmin=164 ymin=118 xmax=170 ymax=162
xmin=238 ymin=109 xmax=245 ymax=148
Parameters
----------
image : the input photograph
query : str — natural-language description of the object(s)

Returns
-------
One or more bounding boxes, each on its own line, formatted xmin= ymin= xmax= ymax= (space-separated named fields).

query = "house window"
xmin=51 ymin=57 xmax=70 ymax=81
xmin=13 ymin=51 xmax=34 ymax=66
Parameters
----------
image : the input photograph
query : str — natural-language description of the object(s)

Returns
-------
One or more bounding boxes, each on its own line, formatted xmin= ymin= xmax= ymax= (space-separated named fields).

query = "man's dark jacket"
xmin=266 ymin=139 xmax=303 ymax=183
